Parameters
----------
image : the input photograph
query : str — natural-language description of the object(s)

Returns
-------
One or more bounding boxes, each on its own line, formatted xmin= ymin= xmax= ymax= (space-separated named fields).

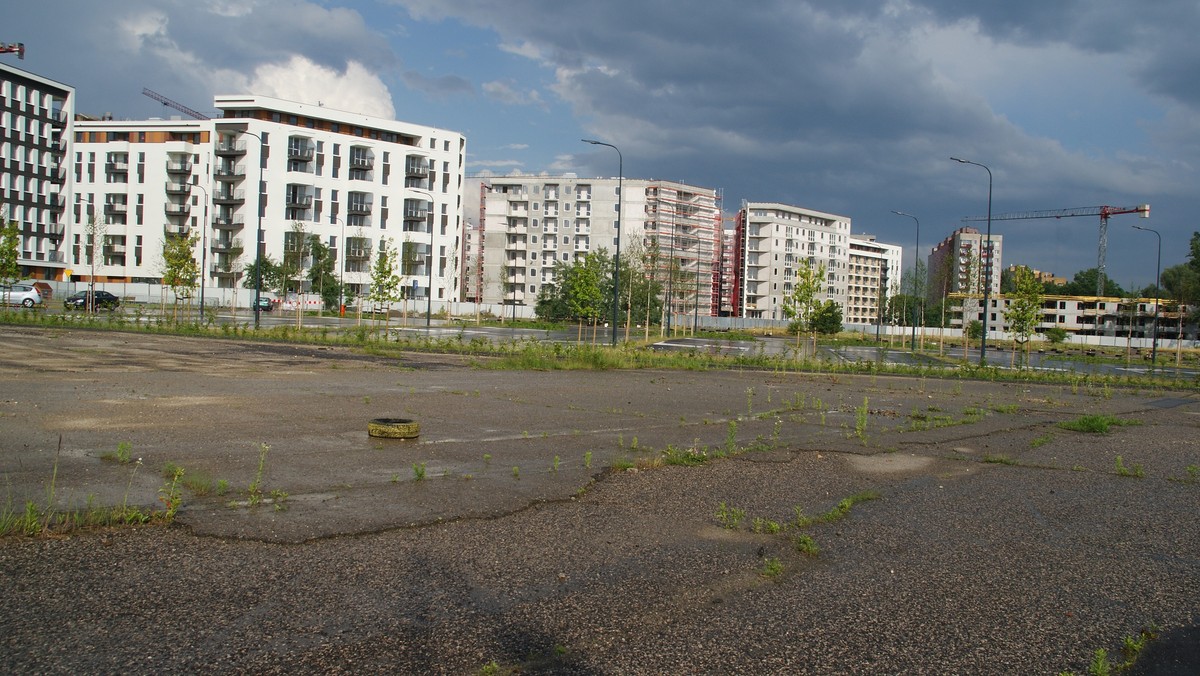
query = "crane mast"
xmin=962 ymin=204 xmax=1149 ymax=296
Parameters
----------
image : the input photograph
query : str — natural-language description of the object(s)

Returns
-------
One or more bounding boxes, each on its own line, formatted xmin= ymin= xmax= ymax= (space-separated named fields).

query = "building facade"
xmin=72 ymin=94 xmax=466 ymax=305
xmin=1 ymin=62 xmax=74 ymax=280
xmin=846 ymin=234 xmax=902 ymax=325
xmin=463 ymin=176 xmax=721 ymax=317
xmin=951 ymin=293 xmax=1196 ymax=341
xmin=735 ymin=202 xmax=851 ymax=320
xmin=926 ymin=226 xmax=1003 ymax=301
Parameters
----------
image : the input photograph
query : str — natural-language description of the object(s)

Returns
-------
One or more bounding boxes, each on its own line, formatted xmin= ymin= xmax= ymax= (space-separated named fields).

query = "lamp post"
xmin=950 ymin=157 xmax=993 ymax=365
xmin=192 ymin=180 xmax=209 ymax=317
xmin=582 ymin=139 xmax=622 ymax=346
xmin=666 ymin=205 xmax=677 ymax=335
xmin=1131 ymin=223 xmax=1161 ymax=368
xmin=233 ymin=128 xmax=267 ymax=329
xmin=891 ymin=210 xmax=920 ymax=350
xmin=332 ymin=215 xmax=345 ymax=316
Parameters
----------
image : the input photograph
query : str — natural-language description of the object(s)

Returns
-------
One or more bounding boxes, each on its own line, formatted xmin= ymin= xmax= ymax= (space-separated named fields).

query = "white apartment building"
xmin=926 ymin=226 xmax=1003 ymax=301
xmin=73 ymin=95 xmax=465 ymax=305
xmin=736 ymin=202 xmax=851 ymax=320
xmin=463 ymin=176 xmax=721 ymax=314
xmin=846 ymin=234 xmax=902 ymax=325
xmin=1 ymin=62 xmax=74 ymax=280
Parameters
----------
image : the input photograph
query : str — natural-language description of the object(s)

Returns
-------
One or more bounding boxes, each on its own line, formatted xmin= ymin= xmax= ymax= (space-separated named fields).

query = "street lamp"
xmin=891 ymin=210 xmax=920 ymax=350
xmin=582 ymin=139 xmax=622 ymax=346
xmin=1131 ymin=223 xmax=1161 ymax=368
xmin=950 ymin=157 xmax=993 ymax=365
xmin=232 ymin=127 xmax=267 ymax=329
xmin=192 ymin=180 xmax=209 ymax=317
xmin=332 ymin=215 xmax=345 ymax=315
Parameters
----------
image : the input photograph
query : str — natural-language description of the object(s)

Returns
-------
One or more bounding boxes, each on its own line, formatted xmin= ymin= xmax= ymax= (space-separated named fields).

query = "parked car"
xmin=64 ymin=290 xmax=121 ymax=311
xmin=0 ymin=283 xmax=43 ymax=308
xmin=254 ymin=295 xmax=275 ymax=312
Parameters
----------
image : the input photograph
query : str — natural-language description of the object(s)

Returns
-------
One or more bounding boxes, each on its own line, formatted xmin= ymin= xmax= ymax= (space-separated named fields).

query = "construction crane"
xmin=0 ymin=42 xmax=25 ymax=59
xmin=963 ymin=204 xmax=1149 ymax=296
xmin=141 ymin=87 xmax=210 ymax=120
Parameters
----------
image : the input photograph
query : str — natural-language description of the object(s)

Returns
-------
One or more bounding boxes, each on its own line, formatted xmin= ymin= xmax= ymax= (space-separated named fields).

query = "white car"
xmin=0 ymin=283 xmax=42 ymax=308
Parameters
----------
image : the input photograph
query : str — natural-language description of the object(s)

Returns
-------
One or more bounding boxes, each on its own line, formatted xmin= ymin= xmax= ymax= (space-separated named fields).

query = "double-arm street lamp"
xmin=891 ymin=210 xmax=920 ymax=350
xmin=1131 ymin=223 xmax=1161 ymax=367
xmin=581 ymin=139 xmax=622 ymax=346
xmin=950 ymin=157 xmax=993 ymax=365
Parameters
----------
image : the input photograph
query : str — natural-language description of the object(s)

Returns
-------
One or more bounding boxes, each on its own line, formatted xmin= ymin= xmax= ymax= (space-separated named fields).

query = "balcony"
xmin=349 ymin=154 xmax=374 ymax=169
xmin=104 ymin=244 xmax=127 ymax=254
xmin=212 ymin=216 xmax=244 ymax=229
xmin=165 ymin=182 xmax=192 ymax=195
xmin=286 ymin=194 xmax=313 ymax=209
xmin=215 ymin=140 xmax=247 ymax=156
xmin=403 ymin=208 xmax=428 ymax=221
xmin=105 ymin=161 xmax=128 ymax=172
xmin=345 ymin=248 xmax=372 ymax=260
xmin=164 ymin=224 xmax=190 ymax=236
xmin=214 ymin=165 xmax=245 ymax=180
xmin=103 ymin=203 xmax=128 ymax=216
xmin=288 ymin=145 xmax=314 ymax=161
xmin=405 ymin=158 xmax=429 ymax=176
xmin=347 ymin=201 xmax=372 ymax=215
xmin=164 ymin=203 xmax=191 ymax=216
xmin=213 ymin=190 xmax=245 ymax=205
xmin=210 ymin=265 xmax=239 ymax=277
xmin=210 ymin=239 xmax=241 ymax=253
xmin=166 ymin=161 xmax=193 ymax=174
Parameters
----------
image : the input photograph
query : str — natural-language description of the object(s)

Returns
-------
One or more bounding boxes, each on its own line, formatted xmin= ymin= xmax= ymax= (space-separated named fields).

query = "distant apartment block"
xmin=846 ymin=234 xmax=902 ymax=325
xmin=952 ymin=293 xmax=1196 ymax=341
xmin=735 ymin=202 xmax=851 ymax=320
xmin=926 ymin=226 xmax=1003 ymax=301
xmin=1 ymin=62 xmax=74 ymax=280
xmin=72 ymin=95 xmax=465 ymax=303
xmin=464 ymin=176 xmax=721 ymax=316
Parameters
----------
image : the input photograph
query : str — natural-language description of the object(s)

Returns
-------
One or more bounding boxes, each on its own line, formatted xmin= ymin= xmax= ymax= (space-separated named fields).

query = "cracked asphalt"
xmin=1 ymin=325 xmax=1198 ymax=674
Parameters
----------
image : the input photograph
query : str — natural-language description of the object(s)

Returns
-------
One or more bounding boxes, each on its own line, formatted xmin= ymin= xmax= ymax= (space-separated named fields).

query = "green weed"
xmin=793 ymin=534 xmax=819 ymax=556
xmin=751 ymin=517 xmax=782 ymax=534
xmin=584 ymin=451 xmax=593 ymax=469
xmin=1030 ymin=433 xmax=1053 ymax=448
xmin=1114 ymin=456 xmax=1144 ymax=478
xmin=1058 ymin=415 xmax=1142 ymax=434
xmin=413 ymin=462 xmax=427 ymax=481
xmin=760 ymin=557 xmax=783 ymax=578
xmin=715 ymin=501 xmax=746 ymax=530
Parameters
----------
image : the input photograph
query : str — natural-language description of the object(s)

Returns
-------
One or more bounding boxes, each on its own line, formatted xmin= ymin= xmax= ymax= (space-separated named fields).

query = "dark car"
xmin=254 ymin=296 xmax=275 ymax=312
xmin=64 ymin=290 xmax=121 ymax=311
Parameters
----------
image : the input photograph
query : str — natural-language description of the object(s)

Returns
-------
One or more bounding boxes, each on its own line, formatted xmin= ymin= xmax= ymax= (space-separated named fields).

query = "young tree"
xmin=243 ymin=255 xmax=283 ymax=297
xmin=811 ymin=300 xmax=844 ymax=335
xmin=368 ymin=237 xmax=401 ymax=332
xmin=1005 ymin=266 xmax=1044 ymax=366
xmin=782 ymin=258 xmax=826 ymax=350
xmin=307 ymin=235 xmax=342 ymax=312
xmin=84 ymin=215 xmax=107 ymax=312
xmin=160 ymin=232 xmax=200 ymax=323
xmin=559 ymin=250 xmax=610 ymax=342
xmin=0 ymin=205 xmax=20 ymax=307
xmin=282 ymin=222 xmax=312 ymax=326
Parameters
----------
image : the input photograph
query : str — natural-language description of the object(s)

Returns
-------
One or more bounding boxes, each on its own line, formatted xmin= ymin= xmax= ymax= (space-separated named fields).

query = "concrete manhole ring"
xmin=368 ymin=418 xmax=420 ymax=439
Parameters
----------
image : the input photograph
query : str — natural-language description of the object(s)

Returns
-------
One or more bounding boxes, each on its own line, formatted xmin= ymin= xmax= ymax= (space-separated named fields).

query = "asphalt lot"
xmin=1 ymin=325 xmax=1198 ymax=673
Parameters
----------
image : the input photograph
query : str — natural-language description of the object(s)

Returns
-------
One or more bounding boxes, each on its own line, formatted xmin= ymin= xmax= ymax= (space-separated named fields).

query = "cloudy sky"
xmin=9 ymin=0 xmax=1200 ymax=289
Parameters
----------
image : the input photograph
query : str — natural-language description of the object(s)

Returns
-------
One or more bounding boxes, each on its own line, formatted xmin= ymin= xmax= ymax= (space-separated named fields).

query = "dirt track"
xmin=1 ymin=326 xmax=1198 ymax=673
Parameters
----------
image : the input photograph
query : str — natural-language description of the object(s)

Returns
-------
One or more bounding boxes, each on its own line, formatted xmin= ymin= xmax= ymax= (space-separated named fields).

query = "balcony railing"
xmin=164 ymin=203 xmax=191 ymax=215
xmin=103 ymin=203 xmax=128 ymax=215
xmin=165 ymin=182 xmax=191 ymax=194
xmin=214 ymin=165 xmax=245 ymax=179
xmin=164 ymin=224 xmax=190 ymax=236
xmin=213 ymin=190 xmax=246 ymax=204
xmin=285 ymin=194 xmax=313 ymax=208
xmin=215 ymin=140 xmax=247 ymax=155
xmin=403 ymin=209 xmax=428 ymax=220
xmin=105 ymin=161 xmax=128 ymax=172
xmin=287 ymin=146 xmax=314 ymax=160
xmin=345 ymin=248 xmax=372 ymax=260
xmin=405 ymin=159 xmax=429 ymax=176
xmin=166 ymin=161 xmax=193 ymax=174
xmin=347 ymin=201 xmax=372 ymax=215
xmin=349 ymin=155 xmax=374 ymax=168
xmin=212 ymin=216 xmax=244 ymax=228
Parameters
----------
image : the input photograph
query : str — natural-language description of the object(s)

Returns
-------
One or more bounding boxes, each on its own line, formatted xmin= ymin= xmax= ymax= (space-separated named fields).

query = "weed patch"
xmin=1058 ymin=415 xmax=1142 ymax=434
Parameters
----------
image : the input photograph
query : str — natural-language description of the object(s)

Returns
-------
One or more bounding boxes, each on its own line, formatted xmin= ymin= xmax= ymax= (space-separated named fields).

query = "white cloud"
xmin=245 ymin=57 xmax=395 ymax=119
xmin=482 ymin=80 xmax=544 ymax=107
xmin=501 ymin=143 xmax=529 ymax=150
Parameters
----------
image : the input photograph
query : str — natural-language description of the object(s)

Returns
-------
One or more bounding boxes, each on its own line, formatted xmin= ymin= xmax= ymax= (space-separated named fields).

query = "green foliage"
xmin=810 ymin=299 xmax=844 ymax=335
xmin=369 ymin=238 xmax=402 ymax=314
xmin=966 ymin=320 xmax=984 ymax=340
xmin=782 ymin=258 xmax=826 ymax=333
xmin=0 ymin=205 xmax=20 ymax=286
xmin=1007 ymin=266 xmax=1044 ymax=350
xmin=1057 ymin=415 xmax=1141 ymax=434
xmin=759 ymin=557 xmax=784 ymax=577
xmin=715 ymin=501 xmax=746 ymax=529
xmin=535 ymin=249 xmax=613 ymax=324
xmin=307 ymin=235 xmax=343 ymax=310
xmin=1114 ymin=455 xmax=1145 ymax=478
xmin=160 ymin=232 xmax=201 ymax=303
xmin=412 ymin=462 xmax=427 ymax=481
xmin=1044 ymin=327 xmax=1069 ymax=344
xmin=793 ymin=534 xmax=819 ymax=556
